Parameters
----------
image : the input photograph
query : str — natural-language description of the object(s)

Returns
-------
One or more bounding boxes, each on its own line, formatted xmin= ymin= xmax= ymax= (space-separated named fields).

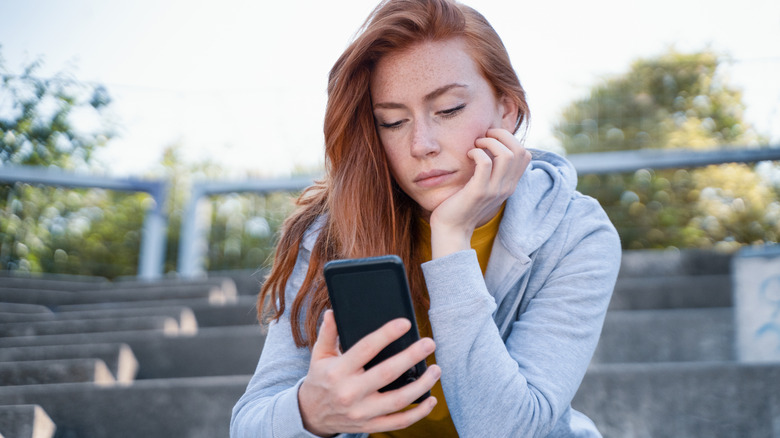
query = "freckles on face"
xmin=369 ymin=38 xmax=508 ymax=216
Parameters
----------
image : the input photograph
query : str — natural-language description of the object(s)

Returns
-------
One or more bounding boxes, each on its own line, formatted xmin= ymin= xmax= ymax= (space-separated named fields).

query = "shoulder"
xmin=556 ymin=191 xmax=622 ymax=270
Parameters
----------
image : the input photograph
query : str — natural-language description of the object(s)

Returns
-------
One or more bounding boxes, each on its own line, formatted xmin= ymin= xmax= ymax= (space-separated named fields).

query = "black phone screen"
xmin=324 ymin=255 xmax=429 ymax=398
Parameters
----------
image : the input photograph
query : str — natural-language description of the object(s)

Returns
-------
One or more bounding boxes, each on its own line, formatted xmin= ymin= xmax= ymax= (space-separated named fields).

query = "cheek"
xmin=381 ymin=142 xmax=408 ymax=181
xmin=452 ymin=116 xmax=494 ymax=156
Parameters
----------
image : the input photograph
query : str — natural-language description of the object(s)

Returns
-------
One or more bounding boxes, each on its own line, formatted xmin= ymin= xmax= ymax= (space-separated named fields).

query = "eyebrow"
xmin=373 ymin=83 xmax=468 ymax=110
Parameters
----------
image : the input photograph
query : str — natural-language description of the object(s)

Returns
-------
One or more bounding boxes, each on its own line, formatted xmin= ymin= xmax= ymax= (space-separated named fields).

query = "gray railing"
xmin=177 ymin=176 xmax=315 ymax=277
xmin=0 ymin=165 xmax=168 ymax=279
xmin=2 ymin=145 xmax=779 ymax=278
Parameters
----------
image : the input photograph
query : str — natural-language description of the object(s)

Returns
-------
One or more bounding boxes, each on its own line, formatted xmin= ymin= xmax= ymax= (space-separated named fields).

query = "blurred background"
xmin=2 ymin=2 xmax=780 ymax=437
xmin=1 ymin=0 xmax=779 ymax=278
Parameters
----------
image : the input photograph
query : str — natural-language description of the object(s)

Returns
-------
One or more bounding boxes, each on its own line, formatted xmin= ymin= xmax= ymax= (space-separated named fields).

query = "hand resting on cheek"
xmin=429 ymin=128 xmax=532 ymax=259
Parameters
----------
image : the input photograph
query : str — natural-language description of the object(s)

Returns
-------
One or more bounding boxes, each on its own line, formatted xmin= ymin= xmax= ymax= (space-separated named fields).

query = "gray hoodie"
xmin=231 ymin=149 xmax=621 ymax=438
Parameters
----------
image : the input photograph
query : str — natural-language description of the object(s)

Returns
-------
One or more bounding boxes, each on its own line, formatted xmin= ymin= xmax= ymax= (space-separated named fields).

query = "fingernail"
xmin=395 ymin=318 xmax=411 ymax=331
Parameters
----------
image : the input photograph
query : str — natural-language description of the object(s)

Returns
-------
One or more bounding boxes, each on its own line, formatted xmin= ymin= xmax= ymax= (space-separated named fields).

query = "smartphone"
xmin=324 ymin=255 xmax=429 ymax=401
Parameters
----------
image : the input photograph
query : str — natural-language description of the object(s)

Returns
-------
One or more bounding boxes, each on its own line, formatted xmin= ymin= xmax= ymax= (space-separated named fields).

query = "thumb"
xmin=311 ymin=309 xmax=340 ymax=360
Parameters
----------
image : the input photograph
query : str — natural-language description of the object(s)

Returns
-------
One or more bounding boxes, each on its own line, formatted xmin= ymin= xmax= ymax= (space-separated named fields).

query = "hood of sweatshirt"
xmin=499 ymin=148 xmax=579 ymax=260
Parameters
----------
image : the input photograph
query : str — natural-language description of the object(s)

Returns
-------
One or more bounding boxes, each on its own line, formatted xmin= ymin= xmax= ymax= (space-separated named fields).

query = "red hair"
xmin=258 ymin=0 xmax=530 ymax=348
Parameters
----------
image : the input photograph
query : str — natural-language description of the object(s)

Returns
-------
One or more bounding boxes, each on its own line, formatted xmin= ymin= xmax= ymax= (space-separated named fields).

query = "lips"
xmin=413 ymin=169 xmax=455 ymax=186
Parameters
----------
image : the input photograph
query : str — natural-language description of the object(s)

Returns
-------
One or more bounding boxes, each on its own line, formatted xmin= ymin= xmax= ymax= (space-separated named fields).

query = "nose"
xmin=410 ymin=119 xmax=440 ymax=158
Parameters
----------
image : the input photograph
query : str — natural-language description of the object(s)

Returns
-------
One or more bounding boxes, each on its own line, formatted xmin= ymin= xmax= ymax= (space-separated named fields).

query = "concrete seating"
xmin=0 ymin=343 xmax=138 ymax=383
xmin=0 ymin=404 xmax=56 ymax=438
xmin=593 ymin=307 xmax=734 ymax=363
xmin=0 ymin=273 xmax=263 ymax=436
xmin=573 ymin=362 xmax=780 ymax=437
xmin=0 ymin=359 xmax=115 ymax=386
xmin=609 ymin=274 xmax=732 ymax=310
xmin=0 ymin=316 xmax=182 ymax=338
xmin=2 ymin=249 xmax=768 ymax=437
xmin=0 ymin=376 xmax=249 ymax=438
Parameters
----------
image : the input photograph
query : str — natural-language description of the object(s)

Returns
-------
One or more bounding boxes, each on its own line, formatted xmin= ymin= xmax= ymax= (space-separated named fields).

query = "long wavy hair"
xmin=258 ymin=0 xmax=530 ymax=349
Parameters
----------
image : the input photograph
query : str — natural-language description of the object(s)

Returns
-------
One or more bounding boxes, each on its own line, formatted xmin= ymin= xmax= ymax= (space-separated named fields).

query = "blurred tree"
xmin=0 ymin=50 xmax=147 ymax=277
xmin=557 ymin=50 xmax=760 ymax=153
xmin=1 ymin=52 xmax=113 ymax=169
xmin=556 ymin=49 xmax=778 ymax=250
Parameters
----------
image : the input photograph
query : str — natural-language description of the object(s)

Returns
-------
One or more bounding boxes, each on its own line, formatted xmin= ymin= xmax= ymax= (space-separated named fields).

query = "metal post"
xmin=137 ymin=180 xmax=169 ymax=280
xmin=178 ymin=184 xmax=206 ymax=278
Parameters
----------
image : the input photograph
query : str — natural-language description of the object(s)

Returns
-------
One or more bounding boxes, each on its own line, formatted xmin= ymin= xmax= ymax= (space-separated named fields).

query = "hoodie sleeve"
xmin=229 ymin=246 xmax=322 ymax=438
xmin=421 ymin=194 xmax=621 ymax=438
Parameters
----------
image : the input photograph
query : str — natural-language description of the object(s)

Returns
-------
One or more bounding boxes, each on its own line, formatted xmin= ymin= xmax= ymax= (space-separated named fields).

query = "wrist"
xmin=430 ymin=224 xmax=472 ymax=259
xmin=298 ymin=381 xmax=335 ymax=438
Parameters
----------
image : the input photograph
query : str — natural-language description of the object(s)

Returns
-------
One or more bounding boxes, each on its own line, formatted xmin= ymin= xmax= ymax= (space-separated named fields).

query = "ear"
xmin=496 ymin=94 xmax=519 ymax=132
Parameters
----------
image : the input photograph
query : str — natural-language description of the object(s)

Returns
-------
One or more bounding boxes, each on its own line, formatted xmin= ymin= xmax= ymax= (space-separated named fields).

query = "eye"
xmin=378 ymin=120 xmax=404 ymax=130
xmin=438 ymin=104 xmax=466 ymax=118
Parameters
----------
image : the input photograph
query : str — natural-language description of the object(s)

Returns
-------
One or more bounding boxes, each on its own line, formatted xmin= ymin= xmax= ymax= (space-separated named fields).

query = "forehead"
xmin=370 ymin=38 xmax=486 ymax=100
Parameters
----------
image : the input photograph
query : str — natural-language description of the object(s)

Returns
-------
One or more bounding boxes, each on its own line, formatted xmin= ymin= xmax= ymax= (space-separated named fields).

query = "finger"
xmin=474 ymin=137 xmax=512 ymax=179
xmin=364 ymin=396 xmax=438 ymax=433
xmin=311 ymin=309 xmax=340 ymax=360
xmin=467 ymin=146 xmax=494 ymax=186
xmin=485 ymin=128 xmax=524 ymax=154
xmin=340 ymin=318 xmax=412 ymax=373
xmin=485 ymin=129 xmax=531 ymax=175
xmin=362 ymin=337 xmax=436 ymax=391
xmin=378 ymin=363 xmax=441 ymax=414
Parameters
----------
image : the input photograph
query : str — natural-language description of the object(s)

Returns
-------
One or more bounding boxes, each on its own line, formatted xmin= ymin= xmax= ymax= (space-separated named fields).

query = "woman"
xmin=231 ymin=0 xmax=621 ymax=437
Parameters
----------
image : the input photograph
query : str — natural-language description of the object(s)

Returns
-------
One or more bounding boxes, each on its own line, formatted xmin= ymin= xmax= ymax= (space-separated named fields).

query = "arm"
xmin=423 ymin=197 xmax=620 ymax=437
xmin=232 ymin=247 xmax=441 ymax=438
xmin=230 ymin=251 xmax=322 ymax=438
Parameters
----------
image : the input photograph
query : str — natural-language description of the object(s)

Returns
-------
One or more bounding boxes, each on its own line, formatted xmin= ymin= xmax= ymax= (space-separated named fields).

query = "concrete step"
xmin=0 ymin=326 xmax=265 ymax=379
xmin=0 ymin=284 xmax=235 ymax=308
xmin=110 ymin=276 xmax=238 ymax=299
xmin=593 ymin=308 xmax=734 ymax=363
xmin=574 ymin=361 xmax=780 ymax=438
xmin=0 ymin=359 xmax=115 ymax=386
xmin=0 ymin=316 xmax=184 ymax=338
xmin=0 ymin=404 xmax=56 ymax=438
xmin=619 ymin=249 xmax=733 ymax=278
xmin=4 ymin=306 xmax=198 ymax=331
xmin=0 ymin=343 xmax=138 ymax=383
xmin=0 ymin=303 xmax=53 ymax=323
xmin=208 ymin=269 xmax=265 ymax=296
xmin=0 ymin=375 xmax=250 ymax=438
xmin=609 ymin=274 xmax=732 ymax=310
xmin=0 ymin=272 xmax=109 ymax=291
xmin=0 ymin=303 xmax=52 ymax=314
xmin=0 ymin=272 xmax=236 ymax=296
xmin=56 ymin=296 xmax=258 ymax=327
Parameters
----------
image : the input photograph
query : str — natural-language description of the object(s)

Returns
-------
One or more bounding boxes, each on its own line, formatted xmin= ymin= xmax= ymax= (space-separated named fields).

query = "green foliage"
xmin=0 ymin=184 xmax=147 ymax=277
xmin=557 ymin=48 xmax=778 ymax=250
xmin=556 ymin=50 xmax=759 ymax=153
xmin=1 ymin=52 xmax=113 ymax=170
xmin=205 ymin=191 xmax=296 ymax=272
xmin=0 ymin=51 xmax=142 ymax=277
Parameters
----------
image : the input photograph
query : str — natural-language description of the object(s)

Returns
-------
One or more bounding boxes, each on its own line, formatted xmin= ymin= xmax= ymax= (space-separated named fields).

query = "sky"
xmin=1 ymin=0 xmax=779 ymax=178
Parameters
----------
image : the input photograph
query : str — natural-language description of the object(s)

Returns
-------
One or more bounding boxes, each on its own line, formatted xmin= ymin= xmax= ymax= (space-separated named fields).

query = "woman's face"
xmin=370 ymin=38 xmax=517 ymax=219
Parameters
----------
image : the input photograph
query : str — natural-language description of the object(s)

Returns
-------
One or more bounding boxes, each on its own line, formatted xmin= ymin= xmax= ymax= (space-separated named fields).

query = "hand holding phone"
xmin=324 ymin=255 xmax=430 ymax=399
xmin=297 ymin=298 xmax=440 ymax=435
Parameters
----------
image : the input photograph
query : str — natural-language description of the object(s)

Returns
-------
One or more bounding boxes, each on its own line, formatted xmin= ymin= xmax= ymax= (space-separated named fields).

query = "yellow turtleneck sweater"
xmin=370 ymin=204 xmax=505 ymax=438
